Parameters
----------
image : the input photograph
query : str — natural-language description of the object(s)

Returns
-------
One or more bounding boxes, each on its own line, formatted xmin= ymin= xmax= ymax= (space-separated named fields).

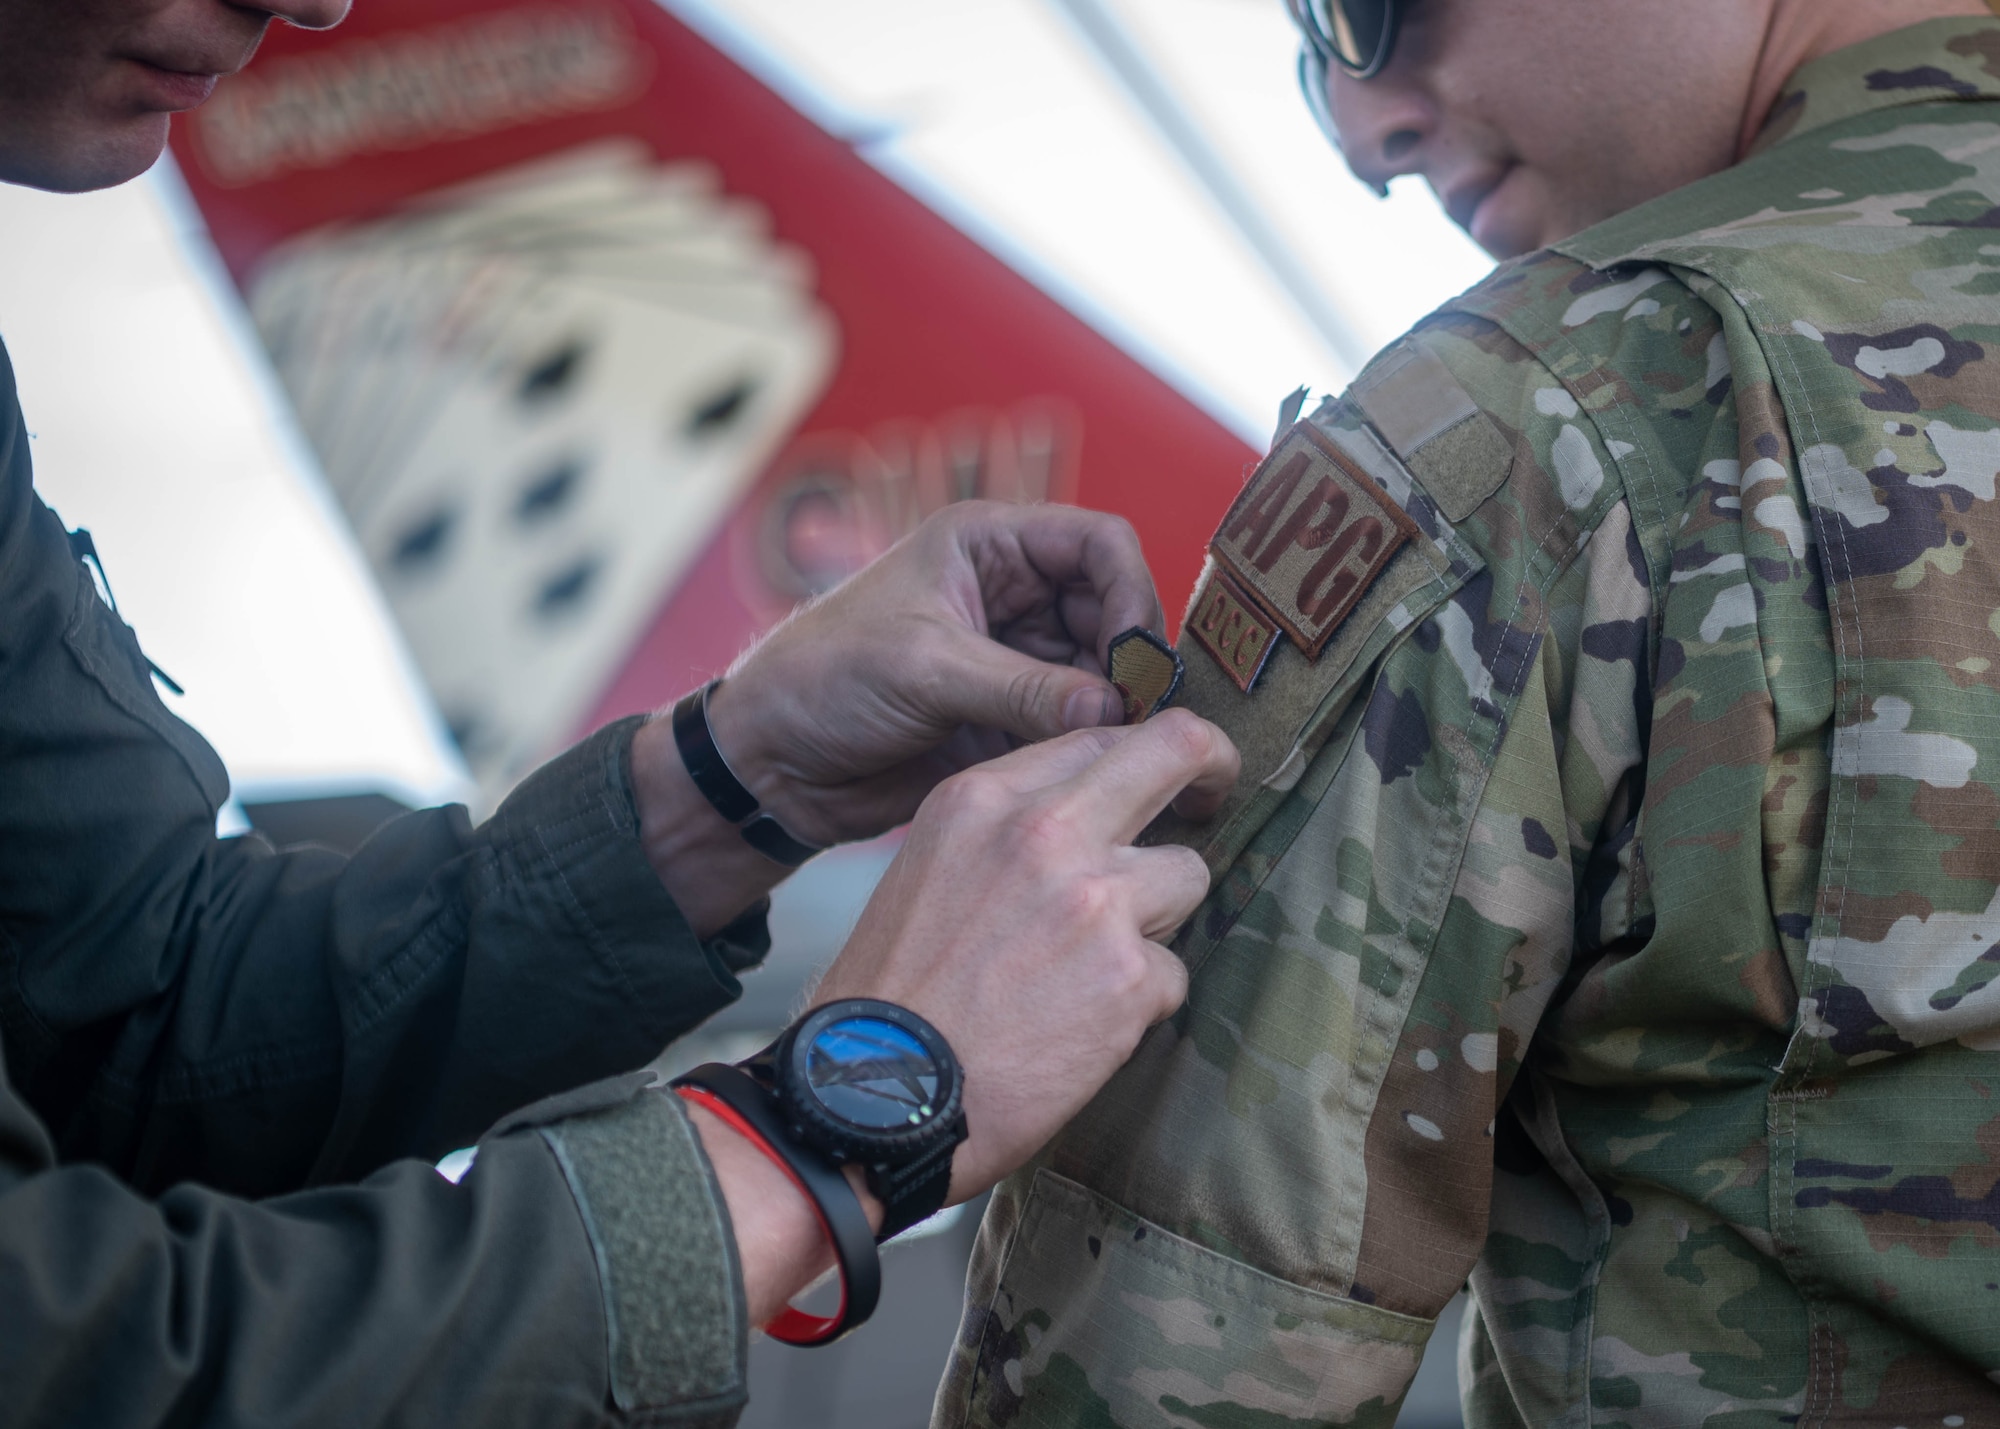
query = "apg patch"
xmin=1209 ymin=421 xmax=1419 ymax=660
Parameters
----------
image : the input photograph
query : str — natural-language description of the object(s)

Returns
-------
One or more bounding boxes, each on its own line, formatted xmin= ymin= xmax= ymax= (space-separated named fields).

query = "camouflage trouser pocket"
xmin=946 ymin=1169 xmax=1435 ymax=1429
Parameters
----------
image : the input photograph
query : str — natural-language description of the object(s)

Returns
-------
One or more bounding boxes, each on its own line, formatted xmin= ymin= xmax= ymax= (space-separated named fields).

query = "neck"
xmin=1736 ymin=0 xmax=1994 ymax=158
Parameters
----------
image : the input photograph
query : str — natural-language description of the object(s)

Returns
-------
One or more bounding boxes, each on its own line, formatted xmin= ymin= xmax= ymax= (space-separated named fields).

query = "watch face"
xmin=805 ymin=1016 xmax=942 ymax=1131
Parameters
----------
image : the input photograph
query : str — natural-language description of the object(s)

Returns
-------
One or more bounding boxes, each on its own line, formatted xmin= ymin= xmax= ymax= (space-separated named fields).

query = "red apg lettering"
xmin=1223 ymin=452 xmax=1310 ymax=556
xmin=1296 ymin=517 xmax=1384 ymax=623
xmin=1254 ymin=477 xmax=1349 ymax=574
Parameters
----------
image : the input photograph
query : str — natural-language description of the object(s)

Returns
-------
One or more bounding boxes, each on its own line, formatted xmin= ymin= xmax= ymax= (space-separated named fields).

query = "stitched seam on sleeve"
xmin=347 ymin=885 xmax=475 ymax=1032
xmin=103 ymin=1035 xmax=348 ymax=1102
xmin=534 ymin=803 xmax=647 ymax=1013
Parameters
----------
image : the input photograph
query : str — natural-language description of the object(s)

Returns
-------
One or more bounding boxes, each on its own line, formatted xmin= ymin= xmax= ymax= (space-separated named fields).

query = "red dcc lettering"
xmin=1190 ymin=577 xmax=1276 ymax=690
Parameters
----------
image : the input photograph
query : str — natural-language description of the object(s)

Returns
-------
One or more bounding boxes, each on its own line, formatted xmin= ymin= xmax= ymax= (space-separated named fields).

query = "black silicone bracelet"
xmin=739 ymin=813 xmax=825 ymax=869
xmin=670 ymin=682 xmax=760 ymax=825
xmin=673 ymin=1063 xmax=882 ymax=1344
xmin=669 ymin=682 xmax=825 ymax=869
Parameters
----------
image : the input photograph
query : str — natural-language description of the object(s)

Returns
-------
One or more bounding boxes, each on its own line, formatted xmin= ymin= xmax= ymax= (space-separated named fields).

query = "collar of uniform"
xmin=1749 ymin=17 xmax=2000 ymax=158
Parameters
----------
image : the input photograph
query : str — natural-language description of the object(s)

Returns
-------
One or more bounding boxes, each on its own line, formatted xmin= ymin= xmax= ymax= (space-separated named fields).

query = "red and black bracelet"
xmin=673 ymin=1064 xmax=881 ymax=1345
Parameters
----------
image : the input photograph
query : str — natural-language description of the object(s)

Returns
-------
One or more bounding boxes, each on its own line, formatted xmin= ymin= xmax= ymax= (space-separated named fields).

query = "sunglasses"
xmin=1287 ymin=0 xmax=1402 ymax=80
xmin=1288 ymin=0 xmax=1401 ymax=159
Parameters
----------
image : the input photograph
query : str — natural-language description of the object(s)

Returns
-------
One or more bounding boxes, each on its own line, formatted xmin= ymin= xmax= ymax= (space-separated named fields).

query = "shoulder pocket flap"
xmin=1352 ymin=339 xmax=1514 ymax=523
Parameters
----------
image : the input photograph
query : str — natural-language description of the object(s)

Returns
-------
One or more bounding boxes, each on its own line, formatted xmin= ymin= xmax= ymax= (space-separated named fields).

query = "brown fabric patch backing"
xmin=1107 ymin=626 xmax=1185 ymax=723
xmin=1185 ymin=568 xmax=1280 ymax=693
xmin=1210 ymin=422 xmax=1420 ymax=659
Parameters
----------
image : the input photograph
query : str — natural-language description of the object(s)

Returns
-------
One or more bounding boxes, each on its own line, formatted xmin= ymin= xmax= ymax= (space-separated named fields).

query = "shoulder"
xmin=1154 ymin=252 xmax=1734 ymax=866
xmin=1315 ymin=251 xmax=1729 ymax=598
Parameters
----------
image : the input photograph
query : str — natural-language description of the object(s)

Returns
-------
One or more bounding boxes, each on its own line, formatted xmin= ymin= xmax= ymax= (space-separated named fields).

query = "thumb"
xmin=934 ymin=628 xmax=1125 ymax=740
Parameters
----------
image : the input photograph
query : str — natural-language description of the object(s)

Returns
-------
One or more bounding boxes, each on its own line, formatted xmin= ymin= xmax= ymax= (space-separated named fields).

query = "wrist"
xmin=685 ymin=1093 xmax=887 ymax=1234
xmin=682 ymin=1090 xmax=886 ymax=1334
xmin=628 ymin=714 xmax=787 ymax=939
xmin=845 ymin=1164 xmax=886 ymax=1232
xmin=753 ymin=997 xmax=968 ymax=1240
xmin=702 ymin=675 xmax=816 ymax=835
xmin=684 ymin=1101 xmax=829 ymax=1326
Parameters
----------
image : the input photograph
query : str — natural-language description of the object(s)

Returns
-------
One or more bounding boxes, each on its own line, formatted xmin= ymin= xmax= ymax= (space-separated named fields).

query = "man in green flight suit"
xmin=936 ymin=0 xmax=2000 ymax=1425
xmin=0 ymin=1 xmax=1245 ymax=1423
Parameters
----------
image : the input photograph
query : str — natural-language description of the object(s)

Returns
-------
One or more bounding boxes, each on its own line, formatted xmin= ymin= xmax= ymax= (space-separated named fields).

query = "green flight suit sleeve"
xmin=0 ymin=1062 xmax=753 ymax=1426
xmin=0 ymin=334 xmax=768 ymax=1423
xmin=0 ymin=335 xmax=767 ymax=1199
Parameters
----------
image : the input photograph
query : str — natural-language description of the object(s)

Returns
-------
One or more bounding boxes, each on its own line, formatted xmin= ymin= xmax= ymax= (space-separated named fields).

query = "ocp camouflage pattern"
xmin=933 ymin=19 xmax=2000 ymax=1429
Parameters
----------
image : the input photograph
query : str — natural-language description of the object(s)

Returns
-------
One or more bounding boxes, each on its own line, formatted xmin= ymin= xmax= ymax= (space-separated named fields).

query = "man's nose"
xmin=255 ymin=0 xmax=351 ymax=31
xmin=1324 ymin=68 xmax=1435 ymax=196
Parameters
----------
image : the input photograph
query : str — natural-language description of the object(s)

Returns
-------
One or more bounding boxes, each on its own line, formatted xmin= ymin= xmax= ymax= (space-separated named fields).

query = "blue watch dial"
xmin=805 ymin=1017 xmax=941 ymax=1130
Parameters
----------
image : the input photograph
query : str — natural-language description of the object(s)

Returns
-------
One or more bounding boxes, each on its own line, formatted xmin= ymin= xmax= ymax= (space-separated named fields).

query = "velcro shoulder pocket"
xmin=1350 ymin=337 xmax=1514 ymax=522
xmin=1145 ymin=411 xmax=1485 ymax=877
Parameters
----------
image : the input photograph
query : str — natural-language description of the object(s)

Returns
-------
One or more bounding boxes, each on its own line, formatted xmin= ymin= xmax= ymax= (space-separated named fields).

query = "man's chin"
xmin=1466 ymin=181 xmax=1546 ymax=262
xmin=0 ymin=114 xmax=171 ymax=193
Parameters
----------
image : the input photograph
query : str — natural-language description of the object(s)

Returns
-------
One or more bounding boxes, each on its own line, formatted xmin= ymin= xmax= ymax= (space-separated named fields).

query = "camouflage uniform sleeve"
xmin=933 ymin=257 xmax=1727 ymax=1429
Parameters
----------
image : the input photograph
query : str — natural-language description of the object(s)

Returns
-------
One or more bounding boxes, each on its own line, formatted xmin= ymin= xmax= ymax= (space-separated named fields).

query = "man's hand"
xmin=689 ymin=709 xmax=1238 ymax=1323
xmin=712 ymin=500 xmax=1164 ymax=842
xmin=812 ymin=708 xmax=1235 ymax=1200
xmin=630 ymin=502 xmax=1167 ymax=937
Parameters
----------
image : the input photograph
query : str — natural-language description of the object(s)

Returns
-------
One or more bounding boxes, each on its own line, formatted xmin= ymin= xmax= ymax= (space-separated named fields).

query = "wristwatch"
xmin=748 ymin=998 xmax=968 ymax=1241
xmin=671 ymin=998 xmax=967 ymax=1345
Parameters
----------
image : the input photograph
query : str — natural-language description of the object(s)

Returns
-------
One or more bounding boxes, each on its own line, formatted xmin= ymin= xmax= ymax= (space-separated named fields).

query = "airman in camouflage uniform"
xmin=936 ymin=15 xmax=2000 ymax=1427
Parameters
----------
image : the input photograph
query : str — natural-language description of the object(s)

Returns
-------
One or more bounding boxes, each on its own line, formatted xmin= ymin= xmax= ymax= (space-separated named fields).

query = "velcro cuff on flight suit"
xmin=497 ymin=1074 xmax=749 ymax=1425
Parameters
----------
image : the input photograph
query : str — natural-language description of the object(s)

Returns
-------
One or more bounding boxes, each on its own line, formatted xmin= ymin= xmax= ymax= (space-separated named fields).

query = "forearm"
xmin=304 ymin=719 xmax=767 ymax=1181
xmin=629 ymin=708 xmax=793 ymax=941
xmin=1 ymin=1084 xmax=752 ymax=1429
xmin=8 ymin=703 xmax=764 ymax=1196
xmin=5 ymin=426 xmax=768 ymax=1185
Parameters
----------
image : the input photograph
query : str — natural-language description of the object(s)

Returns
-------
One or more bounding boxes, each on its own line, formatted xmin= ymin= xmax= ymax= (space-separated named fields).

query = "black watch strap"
xmin=868 ymin=1122 xmax=967 ymax=1242
xmin=668 ymin=682 xmax=825 ymax=869
xmin=672 ymin=1063 xmax=881 ymax=1344
xmin=670 ymin=682 xmax=759 ymax=824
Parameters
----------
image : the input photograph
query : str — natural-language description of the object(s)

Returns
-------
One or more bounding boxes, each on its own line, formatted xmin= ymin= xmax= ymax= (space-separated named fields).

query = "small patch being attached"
xmin=1210 ymin=421 xmax=1420 ymax=659
xmin=1186 ymin=568 xmax=1279 ymax=693
xmin=1107 ymin=626 xmax=1185 ymax=723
